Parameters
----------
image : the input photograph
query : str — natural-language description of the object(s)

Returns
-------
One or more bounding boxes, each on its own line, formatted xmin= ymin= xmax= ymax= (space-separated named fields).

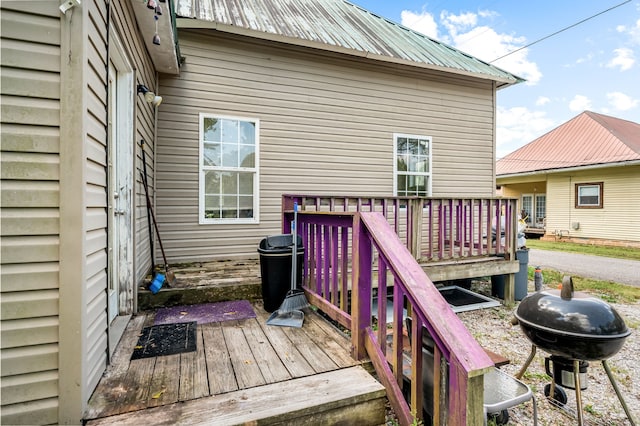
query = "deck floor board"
xmin=86 ymin=302 xmax=372 ymax=422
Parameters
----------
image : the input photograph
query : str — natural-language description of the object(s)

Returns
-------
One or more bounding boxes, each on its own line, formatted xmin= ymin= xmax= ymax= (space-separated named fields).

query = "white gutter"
xmin=497 ymin=159 xmax=640 ymax=179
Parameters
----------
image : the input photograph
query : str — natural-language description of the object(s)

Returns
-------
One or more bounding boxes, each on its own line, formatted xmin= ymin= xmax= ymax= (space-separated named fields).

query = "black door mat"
xmin=131 ymin=321 xmax=197 ymax=360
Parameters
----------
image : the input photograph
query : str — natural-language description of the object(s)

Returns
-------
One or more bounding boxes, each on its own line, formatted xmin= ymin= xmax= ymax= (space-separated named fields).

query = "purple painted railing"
xmin=282 ymin=195 xmax=517 ymax=263
xmin=283 ymin=205 xmax=494 ymax=425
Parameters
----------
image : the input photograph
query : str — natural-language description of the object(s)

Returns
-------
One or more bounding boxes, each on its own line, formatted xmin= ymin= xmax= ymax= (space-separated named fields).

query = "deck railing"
xmin=284 ymin=208 xmax=494 ymax=425
xmin=282 ymin=194 xmax=518 ymax=263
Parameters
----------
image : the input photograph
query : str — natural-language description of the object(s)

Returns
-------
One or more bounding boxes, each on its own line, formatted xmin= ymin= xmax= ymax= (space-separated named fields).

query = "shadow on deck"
xmin=85 ymin=301 xmax=386 ymax=425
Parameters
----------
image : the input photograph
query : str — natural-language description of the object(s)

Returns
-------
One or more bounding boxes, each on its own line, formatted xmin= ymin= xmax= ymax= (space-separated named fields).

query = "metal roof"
xmin=496 ymin=111 xmax=640 ymax=176
xmin=174 ymin=0 xmax=523 ymax=87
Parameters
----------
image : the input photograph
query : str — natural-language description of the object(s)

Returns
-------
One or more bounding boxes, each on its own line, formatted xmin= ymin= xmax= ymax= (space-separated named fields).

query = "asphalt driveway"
xmin=528 ymin=248 xmax=640 ymax=287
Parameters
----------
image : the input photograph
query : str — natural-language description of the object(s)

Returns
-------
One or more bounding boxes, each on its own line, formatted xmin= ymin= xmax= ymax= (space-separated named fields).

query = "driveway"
xmin=528 ymin=248 xmax=640 ymax=287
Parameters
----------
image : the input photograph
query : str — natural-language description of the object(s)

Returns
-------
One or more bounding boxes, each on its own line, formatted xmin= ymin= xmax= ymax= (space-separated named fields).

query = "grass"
xmin=523 ymin=239 xmax=640 ymax=303
xmin=526 ymin=265 xmax=640 ymax=304
xmin=525 ymin=239 xmax=640 ymax=261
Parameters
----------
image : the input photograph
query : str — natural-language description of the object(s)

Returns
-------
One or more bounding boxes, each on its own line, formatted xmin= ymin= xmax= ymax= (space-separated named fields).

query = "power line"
xmin=489 ymin=0 xmax=632 ymax=63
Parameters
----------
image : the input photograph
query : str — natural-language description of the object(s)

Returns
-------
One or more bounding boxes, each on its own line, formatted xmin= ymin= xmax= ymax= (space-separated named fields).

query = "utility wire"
xmin=490 ymin=0 xmax=632 ymax=63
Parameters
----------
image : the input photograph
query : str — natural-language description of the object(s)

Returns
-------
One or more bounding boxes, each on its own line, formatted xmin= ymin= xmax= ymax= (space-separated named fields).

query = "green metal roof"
xmin=175 ymin=0 xmax=524 ymax=87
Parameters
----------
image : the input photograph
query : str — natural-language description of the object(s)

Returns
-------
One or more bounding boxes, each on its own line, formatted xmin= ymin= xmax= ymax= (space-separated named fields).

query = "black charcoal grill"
xmin=514 ymin=276 xmax=635 ymax=426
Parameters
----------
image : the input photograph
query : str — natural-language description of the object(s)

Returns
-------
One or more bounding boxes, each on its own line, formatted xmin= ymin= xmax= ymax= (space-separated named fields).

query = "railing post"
xmin=408 ymin=198 xmax=422 ymax=260
xmin=351 ymin=213 xmax=371 ymax=360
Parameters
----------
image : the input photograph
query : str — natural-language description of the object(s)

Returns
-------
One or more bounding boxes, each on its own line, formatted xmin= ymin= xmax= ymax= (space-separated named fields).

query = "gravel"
xmin=458 ymin=280 xmax=640 ymax=426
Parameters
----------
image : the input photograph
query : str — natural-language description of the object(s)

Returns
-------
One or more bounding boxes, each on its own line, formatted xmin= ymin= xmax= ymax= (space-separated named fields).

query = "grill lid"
xmin=515 ymin=276 xmax=630 ymax=338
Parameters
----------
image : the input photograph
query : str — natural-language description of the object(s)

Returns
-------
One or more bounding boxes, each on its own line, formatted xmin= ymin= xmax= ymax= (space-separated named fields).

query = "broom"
xmin=278 ymin=202 xmax=308 ymax=312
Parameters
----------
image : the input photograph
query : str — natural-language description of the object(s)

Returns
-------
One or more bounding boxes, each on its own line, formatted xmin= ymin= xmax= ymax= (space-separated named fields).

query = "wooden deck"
xmin=85 ymin=302 xmax=386 ymax=425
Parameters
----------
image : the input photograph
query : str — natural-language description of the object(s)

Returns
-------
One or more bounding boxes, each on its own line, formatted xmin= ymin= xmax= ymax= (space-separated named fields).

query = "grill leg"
xmin=602 ymin=360 xmax=637 ymax=426
xmin=515 ymin=345 xmax=536 ymax=379
xmin=573 ymin=360 xmax=584 ymax=426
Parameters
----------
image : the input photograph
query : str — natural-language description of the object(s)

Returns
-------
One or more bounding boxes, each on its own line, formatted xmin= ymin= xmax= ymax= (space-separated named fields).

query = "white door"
xmin=107 ymin=43 xmax=134 ymax=323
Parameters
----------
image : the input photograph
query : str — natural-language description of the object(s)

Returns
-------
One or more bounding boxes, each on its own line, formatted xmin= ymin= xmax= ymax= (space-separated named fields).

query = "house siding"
xmin=0 ymin=2 xmax=62 ymax=424
xmin=546 ymin=165 xmax=640 ymax=243
xmin=156 ymin=30 xmax=497 ymax=262
xmin=2 ymin=0 xmax=160 ymax=423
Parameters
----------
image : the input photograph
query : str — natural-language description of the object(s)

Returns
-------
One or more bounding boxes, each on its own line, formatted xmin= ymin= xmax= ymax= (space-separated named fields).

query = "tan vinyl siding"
xmin=545 ymin=166 xmax=640 ymax=243
xmin=157 ymin=30 xmax=496 ymax=262
xmin=0 ymin=2 xmax=61 ymax=424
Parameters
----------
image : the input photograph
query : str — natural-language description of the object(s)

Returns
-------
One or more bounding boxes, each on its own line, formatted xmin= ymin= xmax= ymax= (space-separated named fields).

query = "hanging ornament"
xmin=152 ymin=15 xmax=161 ymax=45
xmin=155 ymin=4 xmax=162 ymax=15
xmin=146 ymin=0 xmax=156 ymax=10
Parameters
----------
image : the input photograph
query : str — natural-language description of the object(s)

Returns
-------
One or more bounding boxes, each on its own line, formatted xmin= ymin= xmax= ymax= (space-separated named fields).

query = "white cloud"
xmin=617 ymin=19 xmax=640 ymax=45
xmin=535 ymin=96 xmax=550 ymax=106
xmin=496 ymin=107 xmax=555 ymax=158
xmin=409 ymin=10 xmax=543 ymax=85
xmin=400 ymin=10 xmax=438 ymax=39
xmin=569 ymin=95 xmax=592 ymax=112
xmin=607 ymin=92 xmax=639 ymax=110
xmin=606 ymin=47 xmax=635 ymax=71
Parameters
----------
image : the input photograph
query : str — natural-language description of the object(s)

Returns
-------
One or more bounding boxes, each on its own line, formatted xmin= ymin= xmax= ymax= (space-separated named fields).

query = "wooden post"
xmin=409 ymin=198 xmax=423 ymax=260
xmin=351 ymin=214 xmax=372 ymax=360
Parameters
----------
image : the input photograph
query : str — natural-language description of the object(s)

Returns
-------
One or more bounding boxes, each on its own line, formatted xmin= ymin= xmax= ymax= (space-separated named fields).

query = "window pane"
xmin=222 ymin=196 xmax=237 ymax=218
xmin=397 ymin=155 xmax=408 ymax=172
xmin=239 ymin=146 xmax=255 ymax=168
xmin=397 ymin=175 xmax=407 ymax=195
xmin=240 ymin=121 xmax=255 ymax=145
xmin=579 ymin=186 xmax=599 ymax=197
xmin=418 ymin=139 xmax=429 ymax=156
xmin=222 ymin=143 xmax=239 ymax=167
xmin=204 ymin=171 xmax=221 ymax=194
xmin=204 ymin=195 xmax=220 ymax=218
xmin=578 ymin=185 xmax=600 ymax=206
xmin=397 ymin=138 xmax=408 ymax=154
xmin=221 ymin=172 xmax=238 ymax=194
xmin=203 ymin=118 xmax=221 ymax=142
xmin=239 ymin=172 xmax=253 ymax=194
xmin=239 ymin=195 xmax=253 ymax=218
xmin=203 ymin=142 xmax=221 ymax=166
xmin=221 ymin=119 xmax=239 ymax=143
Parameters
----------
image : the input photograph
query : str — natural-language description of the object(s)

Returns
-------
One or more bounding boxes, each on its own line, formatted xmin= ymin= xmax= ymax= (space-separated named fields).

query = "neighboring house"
xmin=0 ymin=0 xmax=520 ymax=424
xmin=496 ymin=111 xmax=640 ymax=247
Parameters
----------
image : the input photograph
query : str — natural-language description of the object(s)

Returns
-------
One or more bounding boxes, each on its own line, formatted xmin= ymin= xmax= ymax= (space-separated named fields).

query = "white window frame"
xmin=521 ymin=194 xmax=533 ymax=225
xmin=198 ymin=113 xmax=260 ymax=224
xmin=393 ymin=133 xmax=432 ymax=197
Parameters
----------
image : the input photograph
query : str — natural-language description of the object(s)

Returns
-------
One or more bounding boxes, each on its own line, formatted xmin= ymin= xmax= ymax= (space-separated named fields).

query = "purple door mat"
xmin=154 ymin=300 xmax=256 ymax=326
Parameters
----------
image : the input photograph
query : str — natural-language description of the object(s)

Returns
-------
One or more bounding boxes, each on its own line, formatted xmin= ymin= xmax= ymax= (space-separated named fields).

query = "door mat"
xmin=131 ymin=321 xmax=197 ymax=360
xmin=153 ymin=300 xmax=256 ymax=326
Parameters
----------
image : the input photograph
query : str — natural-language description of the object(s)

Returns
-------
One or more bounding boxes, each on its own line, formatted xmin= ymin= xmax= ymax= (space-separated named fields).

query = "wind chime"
xmin=146 ymin=0 xmax=165 ymax=45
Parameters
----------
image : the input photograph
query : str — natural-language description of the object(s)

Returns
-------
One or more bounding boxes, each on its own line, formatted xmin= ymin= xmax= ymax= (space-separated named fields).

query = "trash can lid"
xmin=258 ymin=234 xmax=303 ymax=252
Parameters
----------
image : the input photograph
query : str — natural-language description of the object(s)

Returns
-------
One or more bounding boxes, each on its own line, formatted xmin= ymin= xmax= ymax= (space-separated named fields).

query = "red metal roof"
xmin=496 ymin=111 xmax=640 ymax=176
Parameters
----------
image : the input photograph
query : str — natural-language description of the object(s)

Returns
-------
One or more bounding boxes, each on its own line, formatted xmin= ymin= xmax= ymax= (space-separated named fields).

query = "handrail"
xmin=286 ymin=208 xmax=494 ymax=425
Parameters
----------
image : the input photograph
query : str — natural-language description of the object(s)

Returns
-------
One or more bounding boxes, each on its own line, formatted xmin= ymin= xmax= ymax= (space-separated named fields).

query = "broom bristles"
xmin=278 ymin=289 xmax=309 ymax=312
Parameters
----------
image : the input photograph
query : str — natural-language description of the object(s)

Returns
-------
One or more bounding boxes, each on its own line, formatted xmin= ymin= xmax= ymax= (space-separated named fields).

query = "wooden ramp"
xmin=85 ymin=302 xmax=386 ymax=425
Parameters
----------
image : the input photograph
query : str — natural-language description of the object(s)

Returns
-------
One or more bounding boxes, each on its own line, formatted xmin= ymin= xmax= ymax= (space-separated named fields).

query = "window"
xmin=394 ymin=134 xmax=431 ymax=196
xmin=575 ymin=182 xmax=603 ymax=208
xmin=534 ymin=194 xmax=546 ymax=226
xmin=521 ymin=195 xmax=533 ymax=225
xmin=199 ymin=114 xmax=259 ymax=224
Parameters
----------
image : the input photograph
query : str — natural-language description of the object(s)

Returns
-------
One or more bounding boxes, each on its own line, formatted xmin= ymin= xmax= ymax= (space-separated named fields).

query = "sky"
xmin=353 ymin=0 xmax=640 ymax=158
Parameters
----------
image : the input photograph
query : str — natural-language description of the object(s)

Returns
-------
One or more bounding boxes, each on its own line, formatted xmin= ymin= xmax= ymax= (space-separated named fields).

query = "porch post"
xmin=351 ymin=213 xmax=372 ymax=360
xmin=409 ymin=198 xmax=423 ymax=260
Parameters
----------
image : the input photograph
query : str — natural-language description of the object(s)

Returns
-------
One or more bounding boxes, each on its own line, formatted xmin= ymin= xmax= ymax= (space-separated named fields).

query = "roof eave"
xmin=496 ymin=159 xmax=640 ymax=180
xmin=177 ymin=18 xmax=522 ymax=86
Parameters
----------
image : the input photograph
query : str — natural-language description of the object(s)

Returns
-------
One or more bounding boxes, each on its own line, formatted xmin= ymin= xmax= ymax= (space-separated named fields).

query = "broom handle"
xmin=291 ymin=202 xmax=297 ymax=291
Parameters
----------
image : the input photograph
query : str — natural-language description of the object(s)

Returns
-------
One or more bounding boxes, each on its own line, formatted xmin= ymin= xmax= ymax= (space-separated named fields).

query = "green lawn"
xmin=526 ymin=239 xmax=640 ymax=261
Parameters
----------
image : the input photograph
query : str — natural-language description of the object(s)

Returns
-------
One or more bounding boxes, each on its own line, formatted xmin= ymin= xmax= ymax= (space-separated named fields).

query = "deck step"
xmin=86 ymin=366 xmax=386 ymax=426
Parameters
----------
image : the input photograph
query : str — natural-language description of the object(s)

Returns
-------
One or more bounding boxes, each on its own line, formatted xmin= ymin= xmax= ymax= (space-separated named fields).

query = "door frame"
xmin=107 ymin=25 xmax=135 ymax=355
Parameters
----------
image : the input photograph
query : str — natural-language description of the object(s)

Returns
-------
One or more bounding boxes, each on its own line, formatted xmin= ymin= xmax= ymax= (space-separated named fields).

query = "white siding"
xmin=0 ymin=3 xmax=61 ymax=424
xmin=157 ymin=30 xmax=497 ymax=262
xmin=547 ymin=166 xmax=640 ymax=242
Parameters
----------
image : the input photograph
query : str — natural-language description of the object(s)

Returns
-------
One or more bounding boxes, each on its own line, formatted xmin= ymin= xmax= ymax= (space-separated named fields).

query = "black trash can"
xmin=258 ymin=234 xmax=304 ymax=312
